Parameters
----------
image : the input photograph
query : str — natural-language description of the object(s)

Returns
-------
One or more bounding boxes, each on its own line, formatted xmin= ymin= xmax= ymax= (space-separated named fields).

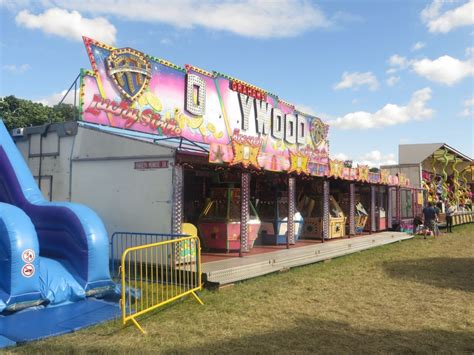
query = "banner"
xmin=80 ymin=37 xmax=329 ymax=175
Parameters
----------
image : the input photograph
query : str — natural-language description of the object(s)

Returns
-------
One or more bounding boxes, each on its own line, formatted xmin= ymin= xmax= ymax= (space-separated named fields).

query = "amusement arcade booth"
xmin=76 ymin=36 xmax=419 ymax=257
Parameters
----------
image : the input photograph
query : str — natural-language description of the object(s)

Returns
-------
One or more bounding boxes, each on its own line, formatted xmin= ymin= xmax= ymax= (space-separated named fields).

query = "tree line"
xmin=0 ymin=95 xmax=78 ymax=132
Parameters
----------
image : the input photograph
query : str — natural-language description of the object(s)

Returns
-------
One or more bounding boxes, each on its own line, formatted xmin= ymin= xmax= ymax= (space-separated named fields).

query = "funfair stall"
xmin=12 ymin=37 xmax=420 ymax=258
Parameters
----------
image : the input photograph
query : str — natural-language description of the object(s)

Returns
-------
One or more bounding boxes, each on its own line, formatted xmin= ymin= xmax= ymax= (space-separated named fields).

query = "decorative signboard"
xmin=80 ymin=37 xmax=411 ymax=186
xmin=80 ymin=37 xmax=329 ymax=176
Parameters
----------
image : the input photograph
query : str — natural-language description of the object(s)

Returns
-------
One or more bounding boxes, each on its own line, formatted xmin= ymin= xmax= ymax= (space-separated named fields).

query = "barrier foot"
xmin=131 ymin=318 xmax=147 ymax=334
xmin=191 ymin=291 xmax=204 ymax=305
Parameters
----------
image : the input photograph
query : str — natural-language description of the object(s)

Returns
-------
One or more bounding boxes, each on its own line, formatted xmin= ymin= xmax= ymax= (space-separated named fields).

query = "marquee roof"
xmin=399 ymin=143 xmax=472 ymax=165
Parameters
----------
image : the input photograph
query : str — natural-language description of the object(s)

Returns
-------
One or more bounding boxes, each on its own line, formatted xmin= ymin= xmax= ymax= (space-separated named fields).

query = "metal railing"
xmin=110 ymin=232 xmax=187 ymax=279
xmin=120 ymin=235 xmax=203 ymax=333
xmin=453 ymin=211 xmax=474 ymax=225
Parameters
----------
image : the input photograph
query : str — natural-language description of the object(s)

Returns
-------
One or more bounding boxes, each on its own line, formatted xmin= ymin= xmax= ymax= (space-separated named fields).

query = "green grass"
xmin=9 ymin=225 xmax=474 ymax=354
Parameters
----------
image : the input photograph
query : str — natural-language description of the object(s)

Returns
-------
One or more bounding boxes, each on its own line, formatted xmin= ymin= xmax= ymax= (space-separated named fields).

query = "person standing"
xmin=434 ymin=201 xmax=442 ymax=236
xmin=446 ymin=202 xmax=456 ymax=233
xmin=422 ymin=202 xmax=437 ymax=238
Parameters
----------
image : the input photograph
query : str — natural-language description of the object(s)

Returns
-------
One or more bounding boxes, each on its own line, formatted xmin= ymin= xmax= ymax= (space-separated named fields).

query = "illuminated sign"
xmin=81 ymin=37 xmax=329 ymax=176
xmin=80 ymin=37 xmax=411 ymax=186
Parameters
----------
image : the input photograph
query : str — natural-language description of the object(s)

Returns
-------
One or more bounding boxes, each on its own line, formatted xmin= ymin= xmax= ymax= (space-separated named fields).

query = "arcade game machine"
xmin=198 ymin=187 xmax=261 ymax=252
xmin=375 ymin=187 xmax=387 ymax=230
xmin=355 ymin=202 xmax=369 ymax=233
xmin=356 ymin=185 xmax=373 ymax=232
xmin=340 ymin=191 xmax=368 ymax=235
xmin=256 ymin=195 xmax=304 ymax=245
xmin=297 ymin=180 xmax=346 ymax=240
xmin=376 ymin=207 xmax=386 ymax=230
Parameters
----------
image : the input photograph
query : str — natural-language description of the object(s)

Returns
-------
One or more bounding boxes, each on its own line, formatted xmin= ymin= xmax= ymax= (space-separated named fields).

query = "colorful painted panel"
xmin=80 ymin=37 xmax=329 ymax=175
xmin=80 ymin=37 xmax=413 ymax=187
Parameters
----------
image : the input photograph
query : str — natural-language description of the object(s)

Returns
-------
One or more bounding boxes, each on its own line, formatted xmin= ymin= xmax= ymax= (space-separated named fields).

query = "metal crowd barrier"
xmin=452 ymin=211 xmax=474 ymax=226
xmin=120 ymin=236 xmax=203 ymax=333
xmin=110 ymin=232 xmax=186 ymax=279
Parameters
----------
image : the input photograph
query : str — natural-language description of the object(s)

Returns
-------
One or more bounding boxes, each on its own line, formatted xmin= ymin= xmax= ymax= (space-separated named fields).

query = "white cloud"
xmin=333 ymin=71 xmax=379 ymax=91
xmin=421 ymin=0 xmax=474 ymax=33
xmin=15 ymin=8 xmax=117 ymax=44
xmin=411 ymin=52 xmax=474 ymax=86
xmin=333 ymin=150 xmax=397 ymax=167
xmin=387 ymin=54 xmax=409 ymax=73
xmin=19 ymin=0 xmax=331 ymax=39
xmin=317 ymin=112 xmax=337 ymax=122
xmin=459 ymin=97 xmax=474 ymax=118
xmin=327 ymin=87 xmax=434 ymax=129
xmin=333 ymin=152 xmax=349 ymax=161
xmin=386 ymin=76 xmax=400 ymax=87
xmin=411 ymin=41 xmax=426 ymax=51
xmin=295 ymin=104 xmax=317 ymax=116
xmin=386 ymin=54 xmax=410 ymax=75
xmin=35 ymin=89 xmax=78 ymax=106
xmin=2 ymin=63 xmax=30 ymax=73
xmin=356 ymin=150 xmax=397 ymax=167
xmin=421 ymin=0 xmax=444 ymax=23
xmin=386 ymin=49 xmax=474 ymax=86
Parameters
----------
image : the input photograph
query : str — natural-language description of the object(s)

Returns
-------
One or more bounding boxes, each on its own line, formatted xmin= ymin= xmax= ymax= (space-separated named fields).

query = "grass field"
xmin=9 ymin=225 xmax=474 ymax=354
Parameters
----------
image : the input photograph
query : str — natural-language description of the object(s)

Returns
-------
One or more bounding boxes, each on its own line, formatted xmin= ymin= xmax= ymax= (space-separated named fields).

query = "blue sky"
xmin=1 ymin=0 xmax=473 ymax=166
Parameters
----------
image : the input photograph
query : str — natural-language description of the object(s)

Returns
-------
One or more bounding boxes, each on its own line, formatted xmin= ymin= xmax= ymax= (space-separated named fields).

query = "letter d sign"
xmin=185 ymin=74 xmax=206 ymax=116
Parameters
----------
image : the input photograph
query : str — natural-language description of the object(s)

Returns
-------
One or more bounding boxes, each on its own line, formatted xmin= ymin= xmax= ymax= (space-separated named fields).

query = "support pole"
xmin=387 ymin=187 xmax=393 ymax=230
xmin=322 ymin=179 xmax=330 ymax=242
xmin=240 ymin=172 xmax=250 ymax=257
xmin=172 ymin=164 xmax=184 ymax=235
xmin=349 ymin=183 xmax=355 ymax=236
xmin=287 ymin=176 xmax=296 ymax=248
xmin=396 ymin=187 xmax=401 ymax=227
xmin=370 ymin=185 xmax=376 ymax=233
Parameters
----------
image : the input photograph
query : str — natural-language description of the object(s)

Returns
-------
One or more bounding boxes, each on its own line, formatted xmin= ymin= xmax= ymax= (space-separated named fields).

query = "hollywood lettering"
xmin=238 ymin=93 xmax=308 ymax=145
xmin=185 ymin=74 xmax=308 ymax=145
xmin=86 ymin=94 xmax=181 ymax=135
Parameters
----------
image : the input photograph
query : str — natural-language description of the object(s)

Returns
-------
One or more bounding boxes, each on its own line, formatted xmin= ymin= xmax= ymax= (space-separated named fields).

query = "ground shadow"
xmin=166 ymin=318 xmax=473 ymax=354
xmin=15 ymin=318 xmax=474 ymax=354
xmin=383 ymin=257 xmax=474 ymax=292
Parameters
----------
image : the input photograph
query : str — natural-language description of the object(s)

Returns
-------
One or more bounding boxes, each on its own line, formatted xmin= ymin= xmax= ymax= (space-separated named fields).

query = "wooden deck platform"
xmin=202 ymin=231 xmax=413 ymax=286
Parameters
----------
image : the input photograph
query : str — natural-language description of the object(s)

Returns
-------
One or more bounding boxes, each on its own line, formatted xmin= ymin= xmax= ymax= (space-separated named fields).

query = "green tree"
xmin=0 ymin=95 xmax=78 ymax=131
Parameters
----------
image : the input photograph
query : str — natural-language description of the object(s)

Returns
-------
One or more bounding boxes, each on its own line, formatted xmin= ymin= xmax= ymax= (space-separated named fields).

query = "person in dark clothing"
xmin=422 ymin=202 xmax=437 ymax=237
xmin=434 ymin=201 xmax=442 ymax=236
xmin=413 ymin=215 xmax=423 ymax=235
xmin=446 ymin=202 xmax=456 ymax=233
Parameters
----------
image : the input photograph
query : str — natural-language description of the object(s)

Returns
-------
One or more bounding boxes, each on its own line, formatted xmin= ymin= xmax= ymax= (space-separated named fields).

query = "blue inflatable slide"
xmin=0 ymin=120 xmax=117 ymax=347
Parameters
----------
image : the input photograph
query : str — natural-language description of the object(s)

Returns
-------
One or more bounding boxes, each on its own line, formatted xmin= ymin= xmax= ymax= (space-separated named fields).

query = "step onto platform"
xmin=202 ymin=232 xmax=413 ymax=286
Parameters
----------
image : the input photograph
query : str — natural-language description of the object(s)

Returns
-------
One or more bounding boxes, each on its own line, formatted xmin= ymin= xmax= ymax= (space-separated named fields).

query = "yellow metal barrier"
xmin=120 ymin=236 xmax=203 ymax=333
